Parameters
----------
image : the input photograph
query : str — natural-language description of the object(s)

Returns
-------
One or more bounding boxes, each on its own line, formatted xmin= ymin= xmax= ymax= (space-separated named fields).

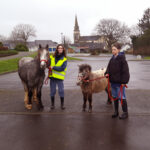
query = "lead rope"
xmin=44 ymin=67 xmax=52 ymax=85
xmin=107 ymin=74 xmax=128 ymax=105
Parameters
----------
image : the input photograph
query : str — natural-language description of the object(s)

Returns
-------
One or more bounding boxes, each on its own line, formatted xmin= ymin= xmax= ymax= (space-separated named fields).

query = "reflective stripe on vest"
xmin=49 ymin=55 xmax=67 ymax=80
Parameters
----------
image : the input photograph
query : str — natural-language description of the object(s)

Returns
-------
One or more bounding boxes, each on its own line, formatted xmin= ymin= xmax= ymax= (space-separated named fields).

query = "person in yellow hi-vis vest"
xmin=49 ymin=44 xmax=67 ymax=110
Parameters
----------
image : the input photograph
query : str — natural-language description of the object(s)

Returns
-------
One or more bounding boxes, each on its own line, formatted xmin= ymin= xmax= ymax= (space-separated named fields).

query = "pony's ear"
xmin=39 ymin=44 xmax=42 ymax=49
xmin=46 ymin=44 xmax=49 ymax=50
xmin=78 ymin=64 xmax=81 ymax=68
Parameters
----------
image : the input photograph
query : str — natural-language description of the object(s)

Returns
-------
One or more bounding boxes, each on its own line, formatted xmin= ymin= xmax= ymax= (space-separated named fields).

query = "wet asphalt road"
xmin=0 ymin=55 xmax=150 ymax=150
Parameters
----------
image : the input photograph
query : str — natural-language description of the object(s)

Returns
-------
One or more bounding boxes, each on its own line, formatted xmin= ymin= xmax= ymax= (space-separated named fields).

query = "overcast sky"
xmin=0 ymin=0 xmax=149 ymax=43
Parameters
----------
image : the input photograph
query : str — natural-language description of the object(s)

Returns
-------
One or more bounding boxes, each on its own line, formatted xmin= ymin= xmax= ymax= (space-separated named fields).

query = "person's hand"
xmin=121 ymin=84 xmax=125 ymax=87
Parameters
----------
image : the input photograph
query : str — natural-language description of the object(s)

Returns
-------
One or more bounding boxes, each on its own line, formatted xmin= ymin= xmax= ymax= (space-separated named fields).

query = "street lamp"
xmin=61 ymin=33 xmax=63 ymax=44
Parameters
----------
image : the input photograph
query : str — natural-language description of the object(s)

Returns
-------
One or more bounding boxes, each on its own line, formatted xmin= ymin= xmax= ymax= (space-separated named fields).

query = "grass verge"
xmin=144 ymin=56 xmax=150 ymax=60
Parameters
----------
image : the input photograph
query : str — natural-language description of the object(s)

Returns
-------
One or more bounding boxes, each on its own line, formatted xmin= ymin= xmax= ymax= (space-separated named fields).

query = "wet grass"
xmin=0 ymin=58 xmax=20 ymax=74
xmin=144 ymin=56 xmax=150 ymax=60
xmin=0 ymin=53 xmax=81 ymax=74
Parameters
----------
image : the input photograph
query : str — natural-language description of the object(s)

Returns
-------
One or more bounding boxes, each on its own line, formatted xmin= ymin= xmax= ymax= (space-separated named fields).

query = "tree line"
xmin=131 ymin=8 xmax=150 ymax=55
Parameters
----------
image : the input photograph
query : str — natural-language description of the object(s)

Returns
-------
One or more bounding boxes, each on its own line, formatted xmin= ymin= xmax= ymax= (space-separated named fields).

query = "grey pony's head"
xmin=38 ymin=44 xmax=49 ymax=69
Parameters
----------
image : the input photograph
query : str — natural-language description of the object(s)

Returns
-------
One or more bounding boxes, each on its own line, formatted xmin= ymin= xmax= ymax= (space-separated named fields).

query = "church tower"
xmin=74 ymin=15 xmax=80 ymax=44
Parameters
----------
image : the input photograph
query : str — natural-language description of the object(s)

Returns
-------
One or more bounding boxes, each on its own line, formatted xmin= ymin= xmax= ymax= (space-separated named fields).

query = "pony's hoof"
xmin=88 ymin=109 xmax=92 ymax=113
xmin=38 ymin=105 xmax=44 ymax=110
xmin=33 ymin=99 xmax=38 ymax=102
xmin=82 ymin=108 xmax=86 ymax=112
xmin=25 ymin=104 xmax=32 ymax=110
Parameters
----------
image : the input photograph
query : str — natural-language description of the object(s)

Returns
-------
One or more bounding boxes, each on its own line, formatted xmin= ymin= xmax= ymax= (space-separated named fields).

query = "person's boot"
xmin=51 ymin=96 xmax=55 ymax=109
xmin=119 ymin=100 xmax=128 ymax=119
xmin=112 ymin=99 xmax=119 ymax=118
xmin=60 ymin=97 xmax=65 ymax=110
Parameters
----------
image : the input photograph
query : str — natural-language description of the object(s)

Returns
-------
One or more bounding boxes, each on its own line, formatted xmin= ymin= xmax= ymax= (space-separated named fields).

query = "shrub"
xmin=0 ymin=42 xmax=3 ymax=47
xmin=15 ymin=44 xmax=29 ymax=51
xmin=0 ymin=46 xmax=8 ymax=51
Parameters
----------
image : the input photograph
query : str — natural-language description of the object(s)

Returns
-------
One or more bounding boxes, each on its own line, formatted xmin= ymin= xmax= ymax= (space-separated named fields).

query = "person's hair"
xmin=112 ymin=43 xmax=122 ymax=50
xmin=54 ymin=44 xmax=66 ymax=57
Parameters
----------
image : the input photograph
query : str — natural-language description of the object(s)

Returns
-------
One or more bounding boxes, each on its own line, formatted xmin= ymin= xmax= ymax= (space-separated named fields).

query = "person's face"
xmin=112 ymin=46 xmax=119 ymax=56
xmin=57 ymin=46 xmax=63 ymax=54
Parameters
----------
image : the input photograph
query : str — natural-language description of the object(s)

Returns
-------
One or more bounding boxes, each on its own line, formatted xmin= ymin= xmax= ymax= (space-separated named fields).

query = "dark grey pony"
xmin=18 ymin=45 xmax=50 ymax=110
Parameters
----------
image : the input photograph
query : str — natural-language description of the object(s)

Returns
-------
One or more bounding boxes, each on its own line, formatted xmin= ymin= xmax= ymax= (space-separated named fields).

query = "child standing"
xmin=105 ymin=43 xmax=130 ymax=119
xmin=49 ymin=44 xmax=67 ymax=110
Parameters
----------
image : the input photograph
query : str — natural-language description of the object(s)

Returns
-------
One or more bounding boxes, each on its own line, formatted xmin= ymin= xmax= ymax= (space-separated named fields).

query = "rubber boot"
xmin=112 ymin=99 xmax=119 ymax=118
xmin=51 ymin=96 xmax=55 ymax=109
xmin=119 ymin=100 xmax=128 ymax=119
xmin=60 ymin=97 xmax=65 ymax=110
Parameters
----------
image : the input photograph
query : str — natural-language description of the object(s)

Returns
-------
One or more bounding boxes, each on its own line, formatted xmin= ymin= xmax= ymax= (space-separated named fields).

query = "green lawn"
xmin=0 ymin=53 xmax=81 ymax=74
xmin=144 ymin=56 xmax=150 ymax=60
xmin=0 ymin=58 xmax=20 ymax=74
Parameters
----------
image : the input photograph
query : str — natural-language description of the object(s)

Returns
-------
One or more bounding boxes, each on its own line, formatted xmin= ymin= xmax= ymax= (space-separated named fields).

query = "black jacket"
xmin=105 ymin=54 xmax=130 ymax=84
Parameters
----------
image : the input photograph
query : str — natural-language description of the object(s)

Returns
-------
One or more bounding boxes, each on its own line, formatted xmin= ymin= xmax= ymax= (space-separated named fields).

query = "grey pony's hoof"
xmin=82 ymin=108 xmax=86 ymax=112
xmin=38 ymin=104 xmax=44 ymax=110
xmin=119 ymin=112 xmax=128 ymax=119
xmin=88 ymin=109 xmax=92 ymax=113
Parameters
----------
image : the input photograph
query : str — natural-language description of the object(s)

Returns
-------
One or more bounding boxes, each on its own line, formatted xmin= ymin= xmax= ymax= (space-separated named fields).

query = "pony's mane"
xmin=79 ymin=64 xmax=92 ymax=72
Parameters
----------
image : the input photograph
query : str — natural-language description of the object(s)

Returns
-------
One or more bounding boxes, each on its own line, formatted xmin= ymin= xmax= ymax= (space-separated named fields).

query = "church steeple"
xmin=74 ymin=15 xmax=79 ymax=31
xmin=74 ymin=15 xmax=80 ymax=44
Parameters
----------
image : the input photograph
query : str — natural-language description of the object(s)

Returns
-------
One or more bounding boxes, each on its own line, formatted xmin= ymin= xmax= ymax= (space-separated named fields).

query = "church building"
xmin=72 ymin=15 xmax=108 ymax=52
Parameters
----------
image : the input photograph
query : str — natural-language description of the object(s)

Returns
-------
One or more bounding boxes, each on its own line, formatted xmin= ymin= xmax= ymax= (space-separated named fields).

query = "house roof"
xmin=79 ymin=35 xmax=101 ymax=41
xmin=27 ymin=40 xmax=58 ymax=48
xmin=70 ymin=42 xmax=106 ymax=50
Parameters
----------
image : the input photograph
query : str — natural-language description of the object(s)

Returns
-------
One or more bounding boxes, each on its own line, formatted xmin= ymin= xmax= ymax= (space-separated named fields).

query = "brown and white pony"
xmin=77 ymin=64 xmax=111 ymax=112
xmin=18 ymin=45 xmax=50 ymax=110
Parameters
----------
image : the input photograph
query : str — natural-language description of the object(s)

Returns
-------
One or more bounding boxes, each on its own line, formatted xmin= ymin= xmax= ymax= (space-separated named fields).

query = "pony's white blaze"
xmin=40 ymin=49 xmax=47 ymax=67
xmin=77 ymin=73 xmax=83 ymax=85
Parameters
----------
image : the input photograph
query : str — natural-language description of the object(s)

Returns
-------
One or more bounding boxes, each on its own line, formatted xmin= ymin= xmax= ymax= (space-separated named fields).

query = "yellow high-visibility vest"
xmin=49 ymin=55 xmax=67 ymax=80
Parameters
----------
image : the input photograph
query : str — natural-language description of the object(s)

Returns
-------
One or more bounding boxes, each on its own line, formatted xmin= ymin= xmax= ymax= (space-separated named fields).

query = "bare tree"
xmin=95 ymin=19 xmax=130 ymax=50
xmin=10 ymin=24 xmax=36 ymax=45
xmin=130 ymin=25 xmax=142 ymax=37
xmin=0 ymin=35 xmax=7 ymax=42
xmin=62 ymin=36 xmax=71 ymax=49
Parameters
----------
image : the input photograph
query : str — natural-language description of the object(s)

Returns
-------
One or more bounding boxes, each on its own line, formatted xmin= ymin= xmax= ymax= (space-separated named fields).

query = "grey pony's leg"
xmin=27 ymin=87 xmax=33 ymax=110
xmin=37 ymin=81 xmax=44 ymax=110
xmin=37 ymin=89 xmax=44 ymax=110
xmin=82 ymin=92 xmax=87 ymax=111
xmin=22 ymin=81 xmax=29 ymax=109
xmin=88 ymin=93 xmax=92 ymax=113
xmin=105 ymin=87 xmax=112 ymax=104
